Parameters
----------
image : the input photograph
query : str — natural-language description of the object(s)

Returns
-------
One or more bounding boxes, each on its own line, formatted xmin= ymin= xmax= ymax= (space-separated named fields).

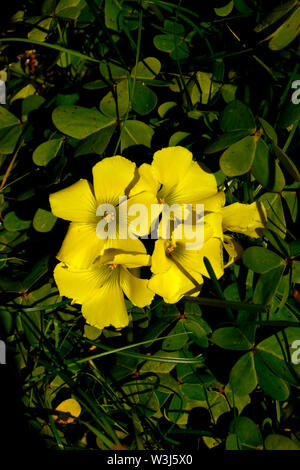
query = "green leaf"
xmin=264 ymin=434 xmax=300 ymax=450
xmin=226 ymin=434 xmax=239 ymax=450
xmin=220 ymin=100 xmax=256 ymax=133
xmin=28 ymin=17 xmax=53 ymax=42
xmin=202 ymin=390 xmax=230 ymax=422
xmin=258 ymin=117 xmax=278 ymax=144
xmin=84 ymin=324 xmax=102 ymax=340
xmin=162 ymin=319 xmax=189 ymax=351
xmin=164 ymin=20 xmax=185 ymax=35
xmin=158 ymin=101 xmax=177 ymax=118
xmin=153 ymin=33 xmax=189 ymax=59
xmin=254 ymin=0 xmax=298 ymax=33
xmin=278 ymin=102 xmax=300 ymax=128
xmin=104 ymin=0 xmax=122 ymax=31
xmin=233 ymin=0 xmax=253 ymax=16
xmin=0 ymin=125 xmax=23 ymax=154
xmin=168 ymin=131 xmax=190 ymax=147
xmin=211 ymin=327 xmax=253 ymax=350
xmin=140 ymin=351 xmax=179 ymax=374
xmin=268 ymin=6 xmax=300 ymax=51
xmin=56 ymin=93 xmax=79 ymax=106
xmin=252 ymin=139 xmax=285 ymax=192
xmin=120 ymin=120 xmax=153 ymax=151
xmin=253 ymin=265 xmax=285 ymax=304
xmin=74 ymin=124 xmax=116 ymax=157
xmin=100 ymin=79 xmax=129 ymax=118
xmin=131 ymin=57 xmax=161 ymax=80
xmin=0 ymin=106 xmax=20 ymax=129
xmin=22 ymin=95 xmax=45 ymax=120
xmin=290 ymin=239 xmax=300 ymax=257
xmin=83 ymin=80 xmax=107 ymax=90
xmin=181 ymin=383 xmax=206 ymax=401
xmin=153 ymin=34 xmax=175 ymax=53
xmin=263 ymin=229 xmax=290 ymax=257
xmin=21 ymin=309 xmax=42 ymax=348
xmin=24 ymin=85 xmax=40 ymax=109
xmin=0 ymin=230 xmax=27 ymax=254
xmin=282 ymin=190 xmax=298 ymax=223
xmin=3 ymin=212 xmax=31 ymax=231
xmin=230 ymin=416 xmax=263 ymax=450
xmin=254 ymin=354 xmax=290 ymax=401
xmin=99 ymin=61 xmax=128 ymax=81
xmin=229 ymin=352 xmax=258 ymax=396
xmin=52 ymin=105 xmax=115 ymax=139
xmin=204 ymin=130 xmax=253 ymax=154
xmin=292 ymin=261 xmax=300 ymax=283
xmin=166 ymin=393 xmax=187 ymax=424
xmin=221 ymin=84 xmax=237 ymax=103
xmin=42 ymin=0 xmax=56 ymax=15
xmin=184 ymin=318 xmax=208 ymax=348
xmin=225 ymin=383 xmax=251 ymax=414
xmin=214 ymin=1 xmax=234 ymax=17
xmin=32 ymin=139 xmax=63 ymax=166
xmin=219 ymin=135 xmax=258 ymax=176
xmin=257 ymin=327 xmax=300 ymax=386
xmin=131 ymin=82 xmax=157 ymax=116
xmin=190 ymin=71 xmax=222 ymax=105
xmin=22 ymin=256 xmax=50 ymax=292
xmin=273 ymin=143 xmax=300 ymax=182
xmin=243 ymin=247 xmax=284 ymax=274
xmin=259 ymin=192 xmax=286 ymax=237
xmin=55 ymin=0 xmax=85 ymax=20
xmin=33 ymin=208 xmax=57 ymax=232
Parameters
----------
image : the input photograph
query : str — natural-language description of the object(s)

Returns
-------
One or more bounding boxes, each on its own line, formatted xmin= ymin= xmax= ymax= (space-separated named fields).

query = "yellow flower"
xmin=49 ymin=156 xmax=157 ymax=269
xmin=130 ymin=146 xmax=224 ymax=226
xmin=148 ymin=201 xmax=267 ymax=304
xmin=54 ymin=398 xmax=81 ymax=424
xmin=148 ymin=213 xmax=224 ymax=303
xmin=221 ymin=201 xmax=267 ymax=238
xmin=54 ymin=248 xmax=154 ymax=330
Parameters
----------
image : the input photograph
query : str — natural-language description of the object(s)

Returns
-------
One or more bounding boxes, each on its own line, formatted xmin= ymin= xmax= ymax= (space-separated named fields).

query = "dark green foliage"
xmin=0 ymin=0 xmax=300 ymax=452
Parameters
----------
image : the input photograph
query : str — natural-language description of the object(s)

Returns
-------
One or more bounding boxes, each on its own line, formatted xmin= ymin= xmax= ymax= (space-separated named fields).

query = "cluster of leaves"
xmin=1 ymin=0 xmax=300 ymax=452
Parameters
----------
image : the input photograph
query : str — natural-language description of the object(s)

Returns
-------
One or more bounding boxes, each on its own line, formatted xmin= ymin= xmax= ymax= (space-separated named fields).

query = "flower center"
xmin=167 ymin=245 xmax=175 ymax=254
xmin=108 ymin=263 xmax=118 ymax=270
xmin=104 ymin=210 xmax=115 ymax=222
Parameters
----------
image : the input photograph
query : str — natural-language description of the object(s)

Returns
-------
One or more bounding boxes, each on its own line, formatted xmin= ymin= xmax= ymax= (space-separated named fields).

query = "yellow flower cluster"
xmin=49 ymin=146 xmax=267 ymax=330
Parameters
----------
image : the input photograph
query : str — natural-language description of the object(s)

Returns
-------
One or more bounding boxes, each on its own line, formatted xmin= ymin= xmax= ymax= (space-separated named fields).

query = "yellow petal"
xmin=120 ymin=267 xmax=154 ymax=307
xmin=49 ymin=179 xmax=96 ymax=222
xmin=204 ymin=212 xmax=223 ymax=240
xmin=54 ymin=262 xmax=110 ymax=304
xmin=174 ymin=238 xmax=224 ymax=279
xmin=197 ymin=238 xmax=224 ymax=279
xmin=151 ymin=239 xmax=173 ymax=274
xmin=57 ymin=222 xmax=104 ymax=269
xmin=171 ymin=161 xmax=217 ymax=205
xmin=221 ymin=201 xmax=267 ymax=238
xmin=125 ymin=191 xmax=160 ymax=237
xmin=129 ymin=163 xmax=160 ymax=197
xmin=223 ymin=234 xmax=243 ymax=268
xmin=100 ymin=250 xmax=151 ymax=268
xmin=92 ymin=156 xmax=136 ymax=206
xmin=202 ymin=191 xmax=226 ymax=212
xmin=102 ymin=237 xmax=148 ymax=256
xmin=172 ymin=212 xmax=223 ymax=249
xmin=152 ymin=146 xmax=193 ymax=188
xmin=148 ymin=262 xmax=203 ymax=304
xmin=55 ymin=398 xmax=81 ymax=423
xmin=82 ymin=282 xmax=129 ymax=330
